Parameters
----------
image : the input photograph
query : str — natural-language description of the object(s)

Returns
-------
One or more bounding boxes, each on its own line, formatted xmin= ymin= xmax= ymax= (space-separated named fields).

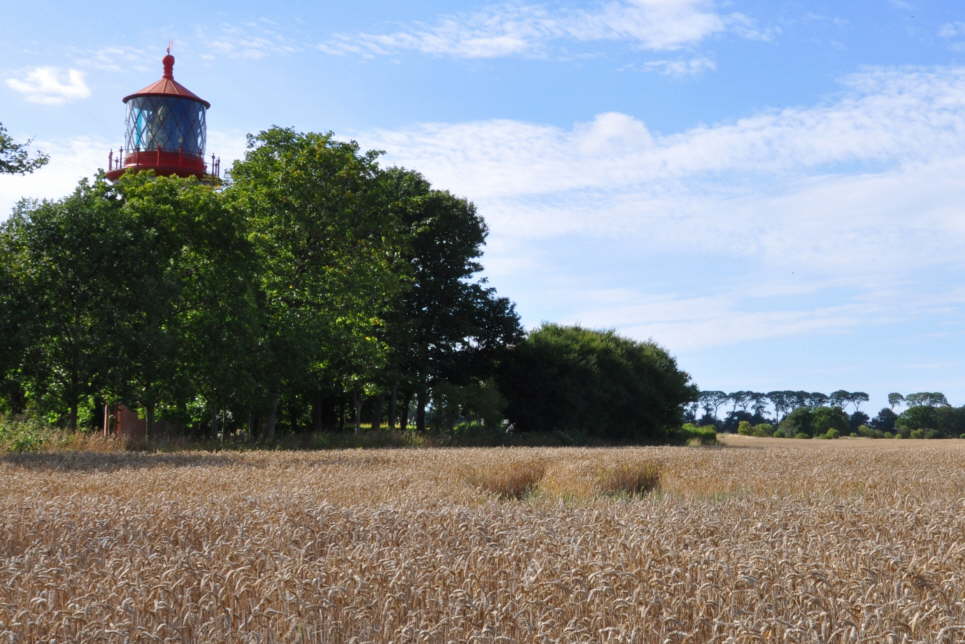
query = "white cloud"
xmin=938 ymin=22 xmax=965 ymax=39
xmin=6 ymin=67 xmax=91 ymax=105
xmin=639 ymin=55 xmax=716 ymax=76
xmin=319 ymin=0 xmax=767 ymax=59
xmin=0 ymin=137 xmax=106 ymax=217
xmin=353 ymin=65 xmax=965 ymax=351
xmin=361 ymin=67 xmax=965 ymax=205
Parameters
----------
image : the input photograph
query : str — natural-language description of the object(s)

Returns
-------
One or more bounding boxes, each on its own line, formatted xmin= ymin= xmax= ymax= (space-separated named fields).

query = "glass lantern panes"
xmin=125 ymin=96 xmax=206 ymax=157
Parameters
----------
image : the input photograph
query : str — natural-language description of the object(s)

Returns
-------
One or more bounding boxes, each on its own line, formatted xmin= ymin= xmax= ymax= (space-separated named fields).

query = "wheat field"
xmin=0 ymin=437 xmax=962 ymax=642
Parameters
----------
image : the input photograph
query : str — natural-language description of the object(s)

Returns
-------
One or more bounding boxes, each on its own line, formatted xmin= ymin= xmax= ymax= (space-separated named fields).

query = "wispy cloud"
xmin=318 ymin=0 xmax=768 ymax=59
xmin=638 ymin=55 xmax=716 ymax=76
xmin=355 ymin=65 xmax=965 ymax=348
xmin=938 ymin=22 xmax=965 ymax=39
xmin=5 ymin=67 xmax=91 ymax=104
xmin=198 ymin=21 xmax=302 ymax=61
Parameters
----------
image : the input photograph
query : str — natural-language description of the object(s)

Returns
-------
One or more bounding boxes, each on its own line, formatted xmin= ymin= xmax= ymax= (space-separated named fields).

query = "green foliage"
xmin=794 ymin=432 xmax=810 ymax=439
xmin=0 ymin=122 xmax=48 ymax=175
xmin=857 ymin=424 xmax=883 ymax=438
xmin=779 ymin=406 xmax=848 ymax=438
xmin=674 ymin=423 xmax=718 ymax=445
xmin=896 ymin=405 xmax=938 ymax=435
xmin=821 ymin=428 xmax=841 ymax=439
xmin=499 ymin=324 xmax=697 ymax=442
xmin=737 ymin=420 xmax=753 ymax=435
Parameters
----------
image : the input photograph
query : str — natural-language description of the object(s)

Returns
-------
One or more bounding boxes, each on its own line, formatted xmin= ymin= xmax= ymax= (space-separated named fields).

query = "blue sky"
xmin=3 ymin=0 xmax=965 ymax=413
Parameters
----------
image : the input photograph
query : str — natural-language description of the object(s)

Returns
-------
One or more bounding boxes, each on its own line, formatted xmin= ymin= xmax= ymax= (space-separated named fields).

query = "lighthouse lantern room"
xmin=106 ymin=48 xmax=219 ymax=180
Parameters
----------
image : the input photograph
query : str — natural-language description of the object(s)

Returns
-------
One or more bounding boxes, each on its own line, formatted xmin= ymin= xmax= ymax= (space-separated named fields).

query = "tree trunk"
xmin=416 ymin=389 xmax=427 ymax=433
xmin=399 ymin=392 xmax=411 ymax=431
xmin=387 ymin=383 xmax=398 ymax=431
xmin=312 ymin=392 xmax=324 ymax=433
xmin=371 ymin=395 xmax=382 ymax=432
xmin=263 ymin=393 xmax=280 ymax=443
xmin=353 ymin=389 xmax=362 ymax=433
xmin=145 ymin=404 xmax=155 ymax=440
xmin=92 ymin=398 xmax=105 ymax=431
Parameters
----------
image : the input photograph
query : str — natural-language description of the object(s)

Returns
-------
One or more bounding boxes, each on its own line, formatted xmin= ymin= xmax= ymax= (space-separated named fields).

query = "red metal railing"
xmin=106 ymin=147 xmax=220 ymax=180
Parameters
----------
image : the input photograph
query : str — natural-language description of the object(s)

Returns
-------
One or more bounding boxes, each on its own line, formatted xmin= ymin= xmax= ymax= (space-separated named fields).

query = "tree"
xmin=896 ymin=405 xmax=938 ymax=436
xmin=698 ymin=390 xmax=729 ymax=421
xmin=829 ymin=390 xmax=850 ymax=409
xmin=849 ymin=392 xmax=869 ymax=412
xmin=870 ymin=407 xmax=897 ymax=431
xmin=779 ymin=406 xmax=847 ymax=438
xmin=848 ymin=410 xmax=869 ymax=433
xmin=226 ymin=128 xmax=403 ymax=439
xmin=1 ymin=180 xmax=129 ymax=428
xmin=808 ymin=392 xmax=829 ymax=408
xmin=749 ymin=392 xmax=769 ymax=419
xmin=766 ymin=391 xmax=791 ymax=422
xmin=380 ymin=171 xmax=521 ymax=431
xmin=905 ymin=392 xmax=949 ymax=408
xmin=888 ymin=392 xmax=905 ymax=411
xmin=728 ymin=391 xmax=753 ymax=414
xmin=0 ymin=122 xmax=48 ymax=175
xmin=499 ymin=324 xmax=697 ymax=442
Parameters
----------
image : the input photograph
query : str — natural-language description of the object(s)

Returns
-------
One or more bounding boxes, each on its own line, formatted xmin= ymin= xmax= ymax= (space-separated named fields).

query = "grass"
xmin=0 ymin=439 xmax=962 ymax=641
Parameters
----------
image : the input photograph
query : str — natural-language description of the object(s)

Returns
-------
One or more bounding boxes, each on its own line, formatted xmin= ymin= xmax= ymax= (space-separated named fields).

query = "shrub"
xmin=772 ymin=428 xmax=787 ymax=438
xmin=794 ymin=432 xmax=810 ymax=439
xmin=822 ymin=428 xmax=840 ymax=440
xmin=753 ymin=423 xmax=774 ymax=437
xmin=595 ymin=461 xmax=661 ymax=497
xmin=910 ymin=429 xmax=925 ymax=439
xmin=737 ymin=420 xmax=753 ymax=436
xmin=460 ymin=459 xmax=547 ymax=499
xmin=857 ymin=424 xmax=882 ymax=439
xmin=675 ymin=424 xmax=717 ymax=446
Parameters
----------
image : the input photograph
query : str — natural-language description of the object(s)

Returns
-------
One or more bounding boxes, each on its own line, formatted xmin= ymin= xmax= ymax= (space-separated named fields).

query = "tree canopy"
xmin=498 ymin=324 xmax=697 ymax=441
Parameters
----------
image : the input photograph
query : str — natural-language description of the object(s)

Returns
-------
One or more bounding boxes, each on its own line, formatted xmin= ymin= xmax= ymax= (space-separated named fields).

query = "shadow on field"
xmin=1 ymin=451 xmax=244 ymax=472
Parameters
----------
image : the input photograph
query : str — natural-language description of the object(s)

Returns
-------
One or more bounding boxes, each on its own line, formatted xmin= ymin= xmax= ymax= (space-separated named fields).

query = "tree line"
xmin=0 ymin=126 xmax=696 ymax=444
xmin=690 ymin=389 xmax=964 ymax=439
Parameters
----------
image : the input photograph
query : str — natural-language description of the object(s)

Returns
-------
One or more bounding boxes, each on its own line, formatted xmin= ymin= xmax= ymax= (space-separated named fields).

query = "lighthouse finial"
xmin=162 ymin=42 xmax=175 ymax=80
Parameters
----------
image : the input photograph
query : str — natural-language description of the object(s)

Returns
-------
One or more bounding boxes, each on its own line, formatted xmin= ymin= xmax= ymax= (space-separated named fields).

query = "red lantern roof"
xmin=122 ymin=53 xmax=211 ymax=108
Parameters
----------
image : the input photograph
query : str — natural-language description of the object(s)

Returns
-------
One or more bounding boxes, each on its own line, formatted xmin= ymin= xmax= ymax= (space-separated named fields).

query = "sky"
xmin=3 ymin=0 xmax=965 ymax=413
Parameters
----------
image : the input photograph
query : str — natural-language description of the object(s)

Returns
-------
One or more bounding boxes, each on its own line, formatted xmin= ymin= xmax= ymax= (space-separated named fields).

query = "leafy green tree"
xmin=1 ymin=181 xmax=128 ymax=428
xmin=779 ymin=406 xmax=847 ymax=438
xmin=811 ymin=406 xmax=848 ymax=435
xmin=498 ymin=324 xmax=697 ymax=442
xmin=848 ymin=410 xmax=869 ymax=433
xmin=226 ymin=128 xmax=403 ymax=439
xmin=896 ymin=405 xmax=938 ymax=436
xmin=870 ymin=407 xmax=897 ymax=431
xmin=111 ymin=173 xmax=261 ymax=433
xmin=380 ymin=174 xmax=521 ymax=431
xmin=0 ymin=122 xmax=48 ymax=175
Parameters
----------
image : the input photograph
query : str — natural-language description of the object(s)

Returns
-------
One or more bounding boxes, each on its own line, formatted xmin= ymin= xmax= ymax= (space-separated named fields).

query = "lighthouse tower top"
xmin=105 ymin=48 xmax=219 ymax=181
